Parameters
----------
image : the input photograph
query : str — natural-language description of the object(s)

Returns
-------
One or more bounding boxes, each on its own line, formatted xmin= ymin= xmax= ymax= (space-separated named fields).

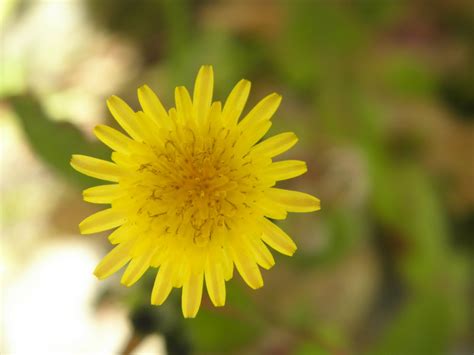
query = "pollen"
xmin=71 ymin=65 xmax=320 ymax=318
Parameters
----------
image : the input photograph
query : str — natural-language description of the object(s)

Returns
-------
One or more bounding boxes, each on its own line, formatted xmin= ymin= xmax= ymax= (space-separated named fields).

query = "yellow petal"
xmin=137 ymin=84 xmax=171 ymax=129
xmin=93 ymin=240 xmax=133 ymax=280
xmin=267 ymin=188 xmax=320 ymax=212
xmin=93 ymin=125 xmax=134 ymax=154
xmin=182 ymin=271 xmax=204 ymax=318
xmin=236 ymin=120 xmax=272 ymax=155
xmin=83 ymin=184 xmax=121 ymax=204
xmin=111 ymin=151 xmax=134 ymax=167
xmin=168 ymin=108 xmax=178 ymax=127
xmin=150 ymin=243 xmax=167 ymax=267
xmin=202 ymin=101 xmax=221 ymax=130
xmin=71 ymin=155 xmax=123 ymax=182
xmin=175 ymin=86 xmax=193 ymax=122
xmin=79 ymin=208 xmax=126 ymax=234
xmin=263 ymin=160 xmax=307 ymax=181
xmin=134 ymin=111 xmax=163 ymax=146
xmin=229 ymin=240 xmax=263 ymax=289
xmin=247 ymin=236 xmax=275 ymax=270
xmin=238 ymin=93 xmax=281 ymax=130
xmin=222 ymin=79 xmax=251 ymax=125
xmin=170 ymin=253 xmax=186 ymax=288
xmin=221 ymin=246 xmax=234 ymax=281
xmin=108 ymin=225 xmax=132 ymax=244
xmin=256 ymin=196 xmax=288 ymax=220
xmin=205 ymin=254 xmax=226 ymax=307
xmin=151 ymin=264 xmax=173 ymax=306
xmin=106 ymin=95 xmax=143 ymax=141
xmin=259 ymin=218 xmax=297 ymax=256
xmin=121 ymin=246 xmax=156 ymax=287
xmin=193 ymin=65 xmax=214 ymax=120
xmin=252 ymin=132 xmax=298 ymax=158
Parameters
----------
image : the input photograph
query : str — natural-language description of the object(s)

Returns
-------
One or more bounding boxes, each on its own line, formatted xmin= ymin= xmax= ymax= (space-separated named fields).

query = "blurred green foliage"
xmin=4 ymin=0 xmax=472 ymax=354
xmin=10 ymin=96 xmax=110 ymax=189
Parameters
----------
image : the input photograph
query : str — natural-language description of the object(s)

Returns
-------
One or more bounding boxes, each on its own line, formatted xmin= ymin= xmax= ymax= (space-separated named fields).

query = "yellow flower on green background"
xmin=71 ymin=65 xmax=320 ymax=318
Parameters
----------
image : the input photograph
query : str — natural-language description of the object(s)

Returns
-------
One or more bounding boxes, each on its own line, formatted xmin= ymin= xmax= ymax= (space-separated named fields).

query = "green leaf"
xmin=10 ymin=95 xmax=110 ymax=189
xmin=382 ymin=55 xmax=436 ymax=97
xmin=187 ymin=308 xmax=261 ymax=353
xmin=295 ymin=342 xmax=330 ymax=355
xmin=366 ymin=293 xmax=452 ymax=355
xmin=185 ymin=282 xmax=264 ymax=353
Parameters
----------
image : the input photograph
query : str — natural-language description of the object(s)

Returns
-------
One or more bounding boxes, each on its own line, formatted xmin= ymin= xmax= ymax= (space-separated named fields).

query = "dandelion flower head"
xmin=71 ymin=66 xmax=320 ymax=318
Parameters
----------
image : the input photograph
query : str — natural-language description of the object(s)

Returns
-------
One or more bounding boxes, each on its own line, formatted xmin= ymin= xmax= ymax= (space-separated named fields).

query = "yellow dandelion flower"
xmin=71 ymin=65 xmax=320 ymax=318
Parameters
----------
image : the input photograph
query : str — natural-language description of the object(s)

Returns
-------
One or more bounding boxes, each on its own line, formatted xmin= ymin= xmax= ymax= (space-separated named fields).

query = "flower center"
xmin=130 ymin=126 xmax=258 ymax=246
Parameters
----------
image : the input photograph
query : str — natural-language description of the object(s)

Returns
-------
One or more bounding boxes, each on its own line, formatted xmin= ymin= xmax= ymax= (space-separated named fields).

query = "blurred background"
xmin=1 ymin=0 xmax=473 ymax=354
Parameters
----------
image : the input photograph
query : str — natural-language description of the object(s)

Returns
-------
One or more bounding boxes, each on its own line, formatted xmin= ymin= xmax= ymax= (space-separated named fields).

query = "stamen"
xmin=127 ymin=120 xmax=260 ymax=247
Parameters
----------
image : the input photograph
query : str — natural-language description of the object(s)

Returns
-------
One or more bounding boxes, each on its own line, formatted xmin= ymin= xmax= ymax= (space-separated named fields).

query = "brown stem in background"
xmin=121 ymin=332 xmax=143 ymax=355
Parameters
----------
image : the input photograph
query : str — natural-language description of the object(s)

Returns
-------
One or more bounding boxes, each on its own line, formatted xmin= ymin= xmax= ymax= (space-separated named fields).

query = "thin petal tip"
xmin=93 ymin=268 xmax=106 ymax=280
xmin=106 ymin=95 xmax=117 ymax=103
xmin=70 ymin=154 xmax=82 ymax=164
xmin=151 ymin=284 xmax=172 ymax=306
xmin=70 ymin=154 xmax=87 ymax=173
xmin=151 ymin=298 xmax=164 ymax=306
xmin=200 ymin=64 xmax=213 ymax=71
xmin=78 ymin=222 xmax=96 ymax=235
xmin=208 ymin=289 xmax=226 ymax=307
xmin=120 ymin=279 xmax=133 ymax=287
xmin=182 ymin=307 xmax=199 ymax=319
xmin=271 ymin=93 xmax=283 ymax=102
xmin=239 ymin=78 xmax=251 ymax=86
xmin=310 ymin=197 xmax=321 ymax=211
xmin=278 ymin=243 xmax=297 ymax=257
xmin=92 ymin=125 xmax=101 ymax=133
xmin=246 ymin=276 xmax=264 ymax=290
xmin=106 ymin=95 xmax=123 ymax=109
xmin=137 ymin=84 xmax=151 ymax=92
xmin=78 ymin=221 xmax=88 ymax=234
xmin=287 ymin=245 xmax=297 ymax=256
xmin=301 ymin=197 xmax=320 ymax=213
xmin=213 ymin=298 xmax=226 ymax=307
xmin=263 ymin=260 xmax=276 ymax=269
xmin=175 ymin=85 xmax=187 ymax=93
xmin=251 ymin=281 xmax=264 ymax=290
